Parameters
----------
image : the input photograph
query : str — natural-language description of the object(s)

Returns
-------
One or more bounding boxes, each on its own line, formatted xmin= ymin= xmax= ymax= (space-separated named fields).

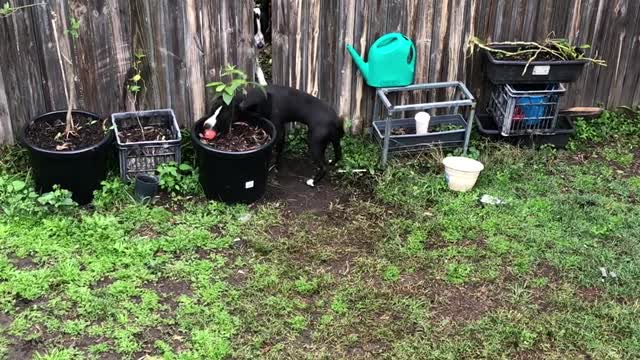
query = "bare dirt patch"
xmin=431 ymin=283 xmax=500 ymax=322
xmin=261 ymin=155 xmax=343 ymax=215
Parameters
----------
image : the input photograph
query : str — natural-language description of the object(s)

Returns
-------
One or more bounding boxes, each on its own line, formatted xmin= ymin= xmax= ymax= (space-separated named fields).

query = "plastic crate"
xmin=487 ymin=83 xmax=565 ymax=136
xmin=475 ymin=113 xmax=575 ymax=148
xmin=483 ymin=45 xmax=587 ymax=84
xmin=112 ymin=109 xmax=182 ymax=181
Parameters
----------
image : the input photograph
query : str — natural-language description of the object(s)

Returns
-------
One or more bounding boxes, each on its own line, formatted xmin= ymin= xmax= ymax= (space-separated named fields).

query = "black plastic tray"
xmin=484 ymin=45 xmax=587 ymax=84
xmin=373 ymin=114 xmax=467 ymax=152
xmin=475 ymin=113 xmax=575 ymax=148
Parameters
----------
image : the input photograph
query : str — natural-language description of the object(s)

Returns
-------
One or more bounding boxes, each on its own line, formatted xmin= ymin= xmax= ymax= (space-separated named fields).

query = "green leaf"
xmin=11 ymin=180 xmax=26 ymax=192
xmin=132 ymin=74 xmax=142 ymax=82
xmin=215 ymin=84 xmax=225 ymax=92
xmin=222 ymin=92 xmax=233 ymax=105
xmin=178 ymin=164 xmax=192 ymax=171
xmin=206 ymin=81 xmax=223 ymax=88
xmin=223 ymin=87 xmax=235 ymax=95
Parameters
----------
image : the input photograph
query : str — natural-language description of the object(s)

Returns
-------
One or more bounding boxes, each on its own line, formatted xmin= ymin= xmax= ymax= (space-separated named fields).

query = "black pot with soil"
xmin=191 ymin=114 xmax=276 ymax=204
xmin=21 ymin=110 xmax=114 ymax=205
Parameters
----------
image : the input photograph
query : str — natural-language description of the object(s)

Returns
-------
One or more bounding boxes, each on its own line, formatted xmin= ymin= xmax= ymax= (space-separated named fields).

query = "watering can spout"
xmin=346 ymin=44 xmax=369 ymax=80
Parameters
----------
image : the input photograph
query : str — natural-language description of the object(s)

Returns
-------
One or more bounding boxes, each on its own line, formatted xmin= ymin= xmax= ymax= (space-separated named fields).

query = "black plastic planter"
xmin=21 ymin=110 xmax=114 ymax=205
xmin=475 ymin=113 xmax=576 ymax=148
xmin=191 ymin=116 xmax=276 ymax=204
xmin=134 ymin=174 xmax=159 ymax=203
xmin=484 ymin=45 xmax=587 ymax=84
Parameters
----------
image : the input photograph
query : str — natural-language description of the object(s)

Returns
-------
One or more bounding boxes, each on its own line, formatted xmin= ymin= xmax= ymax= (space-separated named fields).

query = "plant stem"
xmin=51 ymin=11 xmax=75 ymax=138
xmin=0 ymin=2 xmax=45 ymax=18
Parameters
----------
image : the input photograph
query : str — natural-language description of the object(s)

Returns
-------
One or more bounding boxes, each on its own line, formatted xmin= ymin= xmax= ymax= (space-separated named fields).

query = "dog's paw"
xmin=306 ymin=179 xmax=315 ymax=187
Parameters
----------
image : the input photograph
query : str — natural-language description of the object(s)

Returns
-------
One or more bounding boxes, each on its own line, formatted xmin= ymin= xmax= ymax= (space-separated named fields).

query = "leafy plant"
xmin=157 ymin=162 xmax=201 ymax=196
xmin=126 ymin=49 xmax=147 ymax=139
xmin=0 ymin=176 xmax=38 ymax=216
xmin=382 ymin=265 xmax=401 ymax=282
xmin=0 ymin=1 xmax=44 ymax=18
xmin=339 ymin=135 xmax=379 ymax=174
xmin=446 ymin=262 xmax=472 ymax=284
xmin=294 ymin=277 xmax=319 ymax=295
xmin=92 ymin=177 xmax=134 ymax=209
xmin=64 ymin=16 xmax=80 ymax=40
xmin=37 ymin=185 xmax=76 ymax=209
xmin=206 ymin=65 xmax=264 ymax=106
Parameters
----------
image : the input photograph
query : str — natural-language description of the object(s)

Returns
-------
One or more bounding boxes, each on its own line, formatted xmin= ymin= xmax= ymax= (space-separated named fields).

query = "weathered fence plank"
xmin=0 ymin=67 xmax=12 ymax=144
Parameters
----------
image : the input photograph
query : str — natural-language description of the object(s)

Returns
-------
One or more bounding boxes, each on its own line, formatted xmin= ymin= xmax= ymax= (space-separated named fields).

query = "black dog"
xmin=238 ymin=85 xmax=343 ymax=187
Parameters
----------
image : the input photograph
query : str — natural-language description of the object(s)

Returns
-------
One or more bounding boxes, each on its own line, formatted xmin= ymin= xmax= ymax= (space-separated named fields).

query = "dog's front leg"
xmin=306 ymin=141 xmax=327 ymax=187
xmin=271 ymin=125 xmax=286 ymax=171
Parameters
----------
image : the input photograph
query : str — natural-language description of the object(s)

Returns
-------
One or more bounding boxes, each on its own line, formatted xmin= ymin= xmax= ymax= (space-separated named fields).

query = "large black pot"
xmin=21 ymin=110 xmax=114 ymax=205
xmin=484 ymin=45 xmax=587 ymax=84
xmin=191 ymin=116 xmax=276 ymax=204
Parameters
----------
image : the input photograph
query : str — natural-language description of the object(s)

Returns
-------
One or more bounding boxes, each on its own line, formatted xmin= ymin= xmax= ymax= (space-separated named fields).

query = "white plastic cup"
xmin=442 ymin=156 xmax=485 ymax=192
xmin=415 ymin=112 xmax=431 ymax=135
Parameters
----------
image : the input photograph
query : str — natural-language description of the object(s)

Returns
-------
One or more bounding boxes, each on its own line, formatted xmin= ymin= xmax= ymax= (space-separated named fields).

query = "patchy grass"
xmin=0 ymin=110 xmax=639 ymax=359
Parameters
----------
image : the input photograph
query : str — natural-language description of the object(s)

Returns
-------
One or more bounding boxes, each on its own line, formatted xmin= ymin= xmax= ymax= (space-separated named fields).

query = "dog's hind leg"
xmin=329 ymin=137 xmax=342 ymax=165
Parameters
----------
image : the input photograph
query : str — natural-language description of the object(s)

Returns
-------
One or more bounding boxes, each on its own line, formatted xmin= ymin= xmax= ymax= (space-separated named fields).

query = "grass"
xmin=0 ymin=109 xmax=639 ymax=359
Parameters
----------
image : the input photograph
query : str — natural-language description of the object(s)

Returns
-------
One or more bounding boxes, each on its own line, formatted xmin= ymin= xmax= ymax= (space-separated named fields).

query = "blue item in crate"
xmin=516 ymin=95 xmax=547 ymax=125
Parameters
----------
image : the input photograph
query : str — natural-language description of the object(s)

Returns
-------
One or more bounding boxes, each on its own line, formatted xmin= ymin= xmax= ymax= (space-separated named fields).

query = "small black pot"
xmin=191 ymin=115 xmax=276 ymax=204
xmin=134 ymin=174 xmax=159 ymax=203
xmin=21 ymin=110 xmax=114 ymax=205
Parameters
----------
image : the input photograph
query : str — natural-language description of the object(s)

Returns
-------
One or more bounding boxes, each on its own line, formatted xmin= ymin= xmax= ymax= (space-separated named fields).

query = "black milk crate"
xmin=487 ymin=83 xmax=565 ymax=136
xmin=112 ymin=109 xmax=182 ymax=181
xmin=373 ymin=114 xmax=468 ymax=153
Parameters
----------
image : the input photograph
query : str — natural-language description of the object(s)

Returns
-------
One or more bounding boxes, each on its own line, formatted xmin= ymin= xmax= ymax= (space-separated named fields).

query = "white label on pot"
xmin=532 ymin=65 xmax=550 ymax=75
xmin=245 ymin=181 xmax=255 ymax=189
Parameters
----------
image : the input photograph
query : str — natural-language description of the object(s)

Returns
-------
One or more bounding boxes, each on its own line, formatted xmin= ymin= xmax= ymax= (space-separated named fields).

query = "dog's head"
xmin=238 ymin=87 xmax=271 ymax=116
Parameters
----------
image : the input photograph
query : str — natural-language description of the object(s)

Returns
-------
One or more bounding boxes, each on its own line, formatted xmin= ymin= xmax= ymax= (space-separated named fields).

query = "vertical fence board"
xmin=0 ymin=68 xmax=12 ymax=144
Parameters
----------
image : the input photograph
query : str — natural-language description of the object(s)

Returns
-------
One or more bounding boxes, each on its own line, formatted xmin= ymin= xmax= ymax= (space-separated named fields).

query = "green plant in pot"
xmin=20 ymin=10 xmax=114 ymax=205
xmin=111 ymin=50 xmax=182 ymax=182
xmin=191 ymin=65 xmax=276 ymax=204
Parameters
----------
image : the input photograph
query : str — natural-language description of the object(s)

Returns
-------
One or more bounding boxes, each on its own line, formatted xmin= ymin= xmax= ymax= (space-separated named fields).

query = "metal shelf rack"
xmin=372 ymin=81 xmax=476 ymax=166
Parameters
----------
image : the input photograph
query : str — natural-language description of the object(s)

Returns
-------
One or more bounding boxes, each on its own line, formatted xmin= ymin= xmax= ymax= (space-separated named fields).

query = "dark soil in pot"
xmin=24 ymin=113 xmax=107 ymax=151
xmin=116 ymin=114 xmax=177 ymax=143
xmin=192 ymin=116 xmax=276 ymax=204
xmin=21 ymin=110 xmax=114 ymax=205
xmin=198 ymin=122 xmax=272 ymax=151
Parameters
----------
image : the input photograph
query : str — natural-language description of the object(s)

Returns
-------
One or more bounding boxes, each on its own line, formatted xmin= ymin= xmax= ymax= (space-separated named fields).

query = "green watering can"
xmin=346 ymin=33 xmax=416 ymax=88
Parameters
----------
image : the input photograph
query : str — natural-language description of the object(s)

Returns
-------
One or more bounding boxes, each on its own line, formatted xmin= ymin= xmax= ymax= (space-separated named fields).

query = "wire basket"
xmin=112 ymin=109 xmax=182 ymax=181
xmin=487 ymin=83 xmax=565 ymax=136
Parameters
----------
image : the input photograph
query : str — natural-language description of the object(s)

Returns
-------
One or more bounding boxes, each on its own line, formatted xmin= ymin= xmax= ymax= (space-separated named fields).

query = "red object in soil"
xmin=201 ymin=129 xmax=217 ymax=140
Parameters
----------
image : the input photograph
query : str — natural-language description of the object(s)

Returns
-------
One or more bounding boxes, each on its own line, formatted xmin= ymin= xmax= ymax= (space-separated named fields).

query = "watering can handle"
xmin=407 ymin=42 xmax=416 ymax=66
xmin=376 ymin=33 xmax=400 ymax=48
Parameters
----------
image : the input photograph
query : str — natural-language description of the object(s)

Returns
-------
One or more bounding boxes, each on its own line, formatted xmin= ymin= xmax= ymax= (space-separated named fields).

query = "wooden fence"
xmin=272 ymin=0 xmax=640 ymax=133
xmin=1 ymin=0 xmax=639 ymax=144
xmin=0 ymin=0 xmax=254 ymax=144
